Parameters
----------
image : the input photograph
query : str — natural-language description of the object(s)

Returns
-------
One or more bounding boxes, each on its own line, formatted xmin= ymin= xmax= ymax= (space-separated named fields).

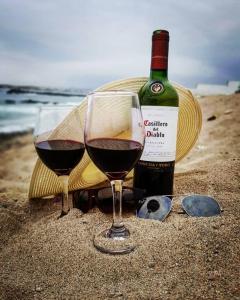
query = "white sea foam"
xmin=0 ymin=86 xmax=86 ymax=134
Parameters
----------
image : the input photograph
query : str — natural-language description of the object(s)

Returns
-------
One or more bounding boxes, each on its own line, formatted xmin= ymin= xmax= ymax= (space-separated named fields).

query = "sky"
xmin=0 ymin=0 xmax=239 ymax=89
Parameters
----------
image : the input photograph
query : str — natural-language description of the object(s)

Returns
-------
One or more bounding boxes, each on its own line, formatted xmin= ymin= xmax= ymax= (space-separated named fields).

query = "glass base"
xmin=57 ymin=208 xmax=70 ymax=219
xmin=93 ymin=225 xmax=135 ymax=255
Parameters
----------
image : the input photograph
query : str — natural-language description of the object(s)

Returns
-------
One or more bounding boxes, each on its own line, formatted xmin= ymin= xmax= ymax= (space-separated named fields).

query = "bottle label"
xmin=140 ymin=106 xmax=178 ymax=162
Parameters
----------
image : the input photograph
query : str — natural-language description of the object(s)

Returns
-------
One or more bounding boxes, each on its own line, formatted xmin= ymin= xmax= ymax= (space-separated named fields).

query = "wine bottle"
xmin=133 ymin=29 xmax=179 ymax=196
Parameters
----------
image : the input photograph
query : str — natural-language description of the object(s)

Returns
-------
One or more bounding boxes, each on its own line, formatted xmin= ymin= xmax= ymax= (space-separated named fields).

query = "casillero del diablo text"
xmin=144 ymin=119 xmax=168 ymax=137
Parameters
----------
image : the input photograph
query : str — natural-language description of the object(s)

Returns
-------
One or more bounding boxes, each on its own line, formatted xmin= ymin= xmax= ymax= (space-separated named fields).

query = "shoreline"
xmin=0 ymin=129 xmax=32 ymax=139
xmin=0 ymin=130 xmax=33 ymax=151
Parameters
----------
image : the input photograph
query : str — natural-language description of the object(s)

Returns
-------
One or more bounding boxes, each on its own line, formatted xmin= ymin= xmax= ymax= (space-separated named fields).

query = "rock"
xmin=35 ymin=285 xmax=42 ymax=292
xmin=207 ymin=115 xmax=217 ymax=121
xmin=5 ymin=99 xmax=16 ymax=104
xmin=212 ymin=224 xmax=220 ymax=230
xmin=208 ymin=271 xmax=220 ymax=281
xmin=148 ymin=261 xmax=156 ymax=268
xmin=109 ymin=290 xmax=123 ymax=298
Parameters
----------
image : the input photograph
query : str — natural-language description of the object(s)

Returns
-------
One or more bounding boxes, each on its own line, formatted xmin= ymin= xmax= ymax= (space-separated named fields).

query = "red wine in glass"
xmin=34 ymin=105 xmax=85 ymax=218
xmin=35 ymin=139 xmax=85 ymax=176
xmin=86 ymin=138 xmax=143 ymax=180
xmin=85 ymin=90 xmax=145 ymax=254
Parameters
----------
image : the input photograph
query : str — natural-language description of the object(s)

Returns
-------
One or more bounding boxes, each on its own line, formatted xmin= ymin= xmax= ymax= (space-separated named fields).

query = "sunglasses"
xmin=72 ymin=188 xmax=221 ymax=220
xmin=137 ymin=194 xmax=222 ymax=221
xmin=72 ymin=186 xmax=146 ymax=214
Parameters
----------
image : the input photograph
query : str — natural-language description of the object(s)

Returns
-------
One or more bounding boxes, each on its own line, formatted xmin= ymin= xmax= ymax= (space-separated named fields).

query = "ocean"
xmin=0 ymin=84 xmax=88 ymax=135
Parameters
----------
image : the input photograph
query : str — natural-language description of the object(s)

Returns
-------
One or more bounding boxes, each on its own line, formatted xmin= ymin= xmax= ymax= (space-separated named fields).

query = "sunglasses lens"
xmin=137 ymin=196 xmax=172 ymax=221
xmin=72 ymin=190 xmax=95 ymax=213
xmin=98 ymin=188 xmax=113 ymax=200
xmin=97 ymin=188 xmax=113 ymax=213
xmin=182 ymin=195 xmax=221 ymax=217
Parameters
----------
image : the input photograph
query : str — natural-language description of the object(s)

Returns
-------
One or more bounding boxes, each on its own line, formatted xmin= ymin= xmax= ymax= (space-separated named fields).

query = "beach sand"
xmin=0 ymin=94 xmax=239 ymax=300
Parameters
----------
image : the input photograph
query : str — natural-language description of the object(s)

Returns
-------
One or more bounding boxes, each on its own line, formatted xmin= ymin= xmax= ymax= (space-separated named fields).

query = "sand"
xmin=0 ymin=94 xmax=239 ymax=300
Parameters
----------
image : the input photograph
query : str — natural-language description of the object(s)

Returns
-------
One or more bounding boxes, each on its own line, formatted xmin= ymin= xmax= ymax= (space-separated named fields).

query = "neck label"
xmin=140 ymin=106 xmax=179 ymax=162
xmin=150 ymin=81 xmax=164 ymax=94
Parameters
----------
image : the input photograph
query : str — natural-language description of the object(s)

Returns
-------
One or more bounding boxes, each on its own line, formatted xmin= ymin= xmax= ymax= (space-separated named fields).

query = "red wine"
xmin=134 ymin=161 xmax=175 ymax=196
xmin=86 ymin=138 xmax=143 ymax=180
xmin=35 ymin=139 xmax=85 ymax=176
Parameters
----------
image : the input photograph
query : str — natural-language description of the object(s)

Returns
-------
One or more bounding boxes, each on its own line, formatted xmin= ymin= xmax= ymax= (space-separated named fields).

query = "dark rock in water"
xmin=5 ymin=99 xmax=16 ymax=104
xmin=4 ymin=98 xmax=49 ymax=105
xmin=7 ymin=87 xmax=86 ymax=97
xmin=2 ymin=83 xmax=89 ymax=98
xmin=0 ymin=84 xmax=16 ymax=89
xmin=7 ymin=87 xmax=36 ymax=94
xmin=34 ymin=91 xmax=86 ymax=97
xmin=21 ymin=99 xmax=49 ymax=104
xmin=207 ymin=115 xmax=217 ymax=121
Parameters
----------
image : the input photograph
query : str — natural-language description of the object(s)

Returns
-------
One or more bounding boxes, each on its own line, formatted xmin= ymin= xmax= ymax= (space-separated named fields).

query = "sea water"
xmin=0 ymin=85 xmax=87 ymax=135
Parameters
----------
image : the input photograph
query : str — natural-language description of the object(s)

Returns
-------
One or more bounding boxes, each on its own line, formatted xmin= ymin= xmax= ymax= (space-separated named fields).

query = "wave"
xmin=0 ymin=124 xmax=33 ymax=135
xmin=0 ymin=102 xmax=82 ymax=135
xmin=0 ymin=83 xmax=87 ymax=135
xmin=0 ymin=112 xmax=35 ymax=135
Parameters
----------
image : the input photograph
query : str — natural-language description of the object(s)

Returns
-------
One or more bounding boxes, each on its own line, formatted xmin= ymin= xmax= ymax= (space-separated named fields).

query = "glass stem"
xmin=110 ymin=180 xmax=124 ymax=230
xmin=59 ymin=175 xmax=70 ymax=217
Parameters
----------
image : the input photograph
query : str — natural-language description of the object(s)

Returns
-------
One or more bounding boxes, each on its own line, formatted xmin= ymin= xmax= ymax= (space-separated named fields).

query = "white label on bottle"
xmin=140 ymin=106 xmax=179 ymax=162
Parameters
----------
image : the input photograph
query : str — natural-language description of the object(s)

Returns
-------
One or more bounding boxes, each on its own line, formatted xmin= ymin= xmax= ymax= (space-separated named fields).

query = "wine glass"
xmin=85 ymin=91 xmax=145 ymax=254
xmin=34 ymin=105 xmax=85 ymax=218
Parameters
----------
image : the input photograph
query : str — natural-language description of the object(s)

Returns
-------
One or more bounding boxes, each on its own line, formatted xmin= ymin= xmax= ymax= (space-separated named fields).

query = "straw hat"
xmin=28 ymin=77 xmax=202 ymax=199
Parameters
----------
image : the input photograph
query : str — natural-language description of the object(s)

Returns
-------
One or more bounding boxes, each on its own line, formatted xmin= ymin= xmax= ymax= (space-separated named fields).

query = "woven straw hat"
xmin=29 ymin=77 xmax=202 ymax=199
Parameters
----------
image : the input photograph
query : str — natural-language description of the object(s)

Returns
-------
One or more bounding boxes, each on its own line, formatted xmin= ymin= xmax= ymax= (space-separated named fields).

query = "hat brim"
xmin=29 ymin=77 xmax=202 ymax=199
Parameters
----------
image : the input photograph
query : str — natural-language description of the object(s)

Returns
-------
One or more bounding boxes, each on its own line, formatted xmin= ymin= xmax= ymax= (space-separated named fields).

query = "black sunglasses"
xmin=72 ymin=188 xmax=221 ymax=220
xmin=72 ymin=186 xmax=146 ymax=214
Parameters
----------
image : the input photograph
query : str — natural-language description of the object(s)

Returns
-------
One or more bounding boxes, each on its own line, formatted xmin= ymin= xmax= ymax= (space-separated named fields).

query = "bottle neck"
xmin=150 ymin=69 xmax=168 ymax=80
xmin=150 ymin=31 xmax=169 ymax=75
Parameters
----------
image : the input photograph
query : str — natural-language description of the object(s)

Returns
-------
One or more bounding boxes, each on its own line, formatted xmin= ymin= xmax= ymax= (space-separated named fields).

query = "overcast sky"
xmin=0 ymin=0 xmax=239 ymax=88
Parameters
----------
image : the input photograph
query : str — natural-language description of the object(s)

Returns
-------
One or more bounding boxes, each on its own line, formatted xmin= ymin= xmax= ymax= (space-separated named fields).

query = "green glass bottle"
xmin=133 ymin=29 xmax=179 ymax=196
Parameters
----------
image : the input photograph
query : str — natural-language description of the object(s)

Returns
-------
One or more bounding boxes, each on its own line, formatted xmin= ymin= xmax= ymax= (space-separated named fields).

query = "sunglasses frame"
xmin=72 ymin=186 xmax=146 ymax=213
xmin=72 ymin=188 xmax=222 ymax=220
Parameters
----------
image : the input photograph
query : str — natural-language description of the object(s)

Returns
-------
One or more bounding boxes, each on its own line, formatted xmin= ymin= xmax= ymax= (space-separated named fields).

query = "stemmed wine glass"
xmin=34 ymin=105 xmax=85 ymax=218
xmin=85 ymin=91 xmax=145 ymax=254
